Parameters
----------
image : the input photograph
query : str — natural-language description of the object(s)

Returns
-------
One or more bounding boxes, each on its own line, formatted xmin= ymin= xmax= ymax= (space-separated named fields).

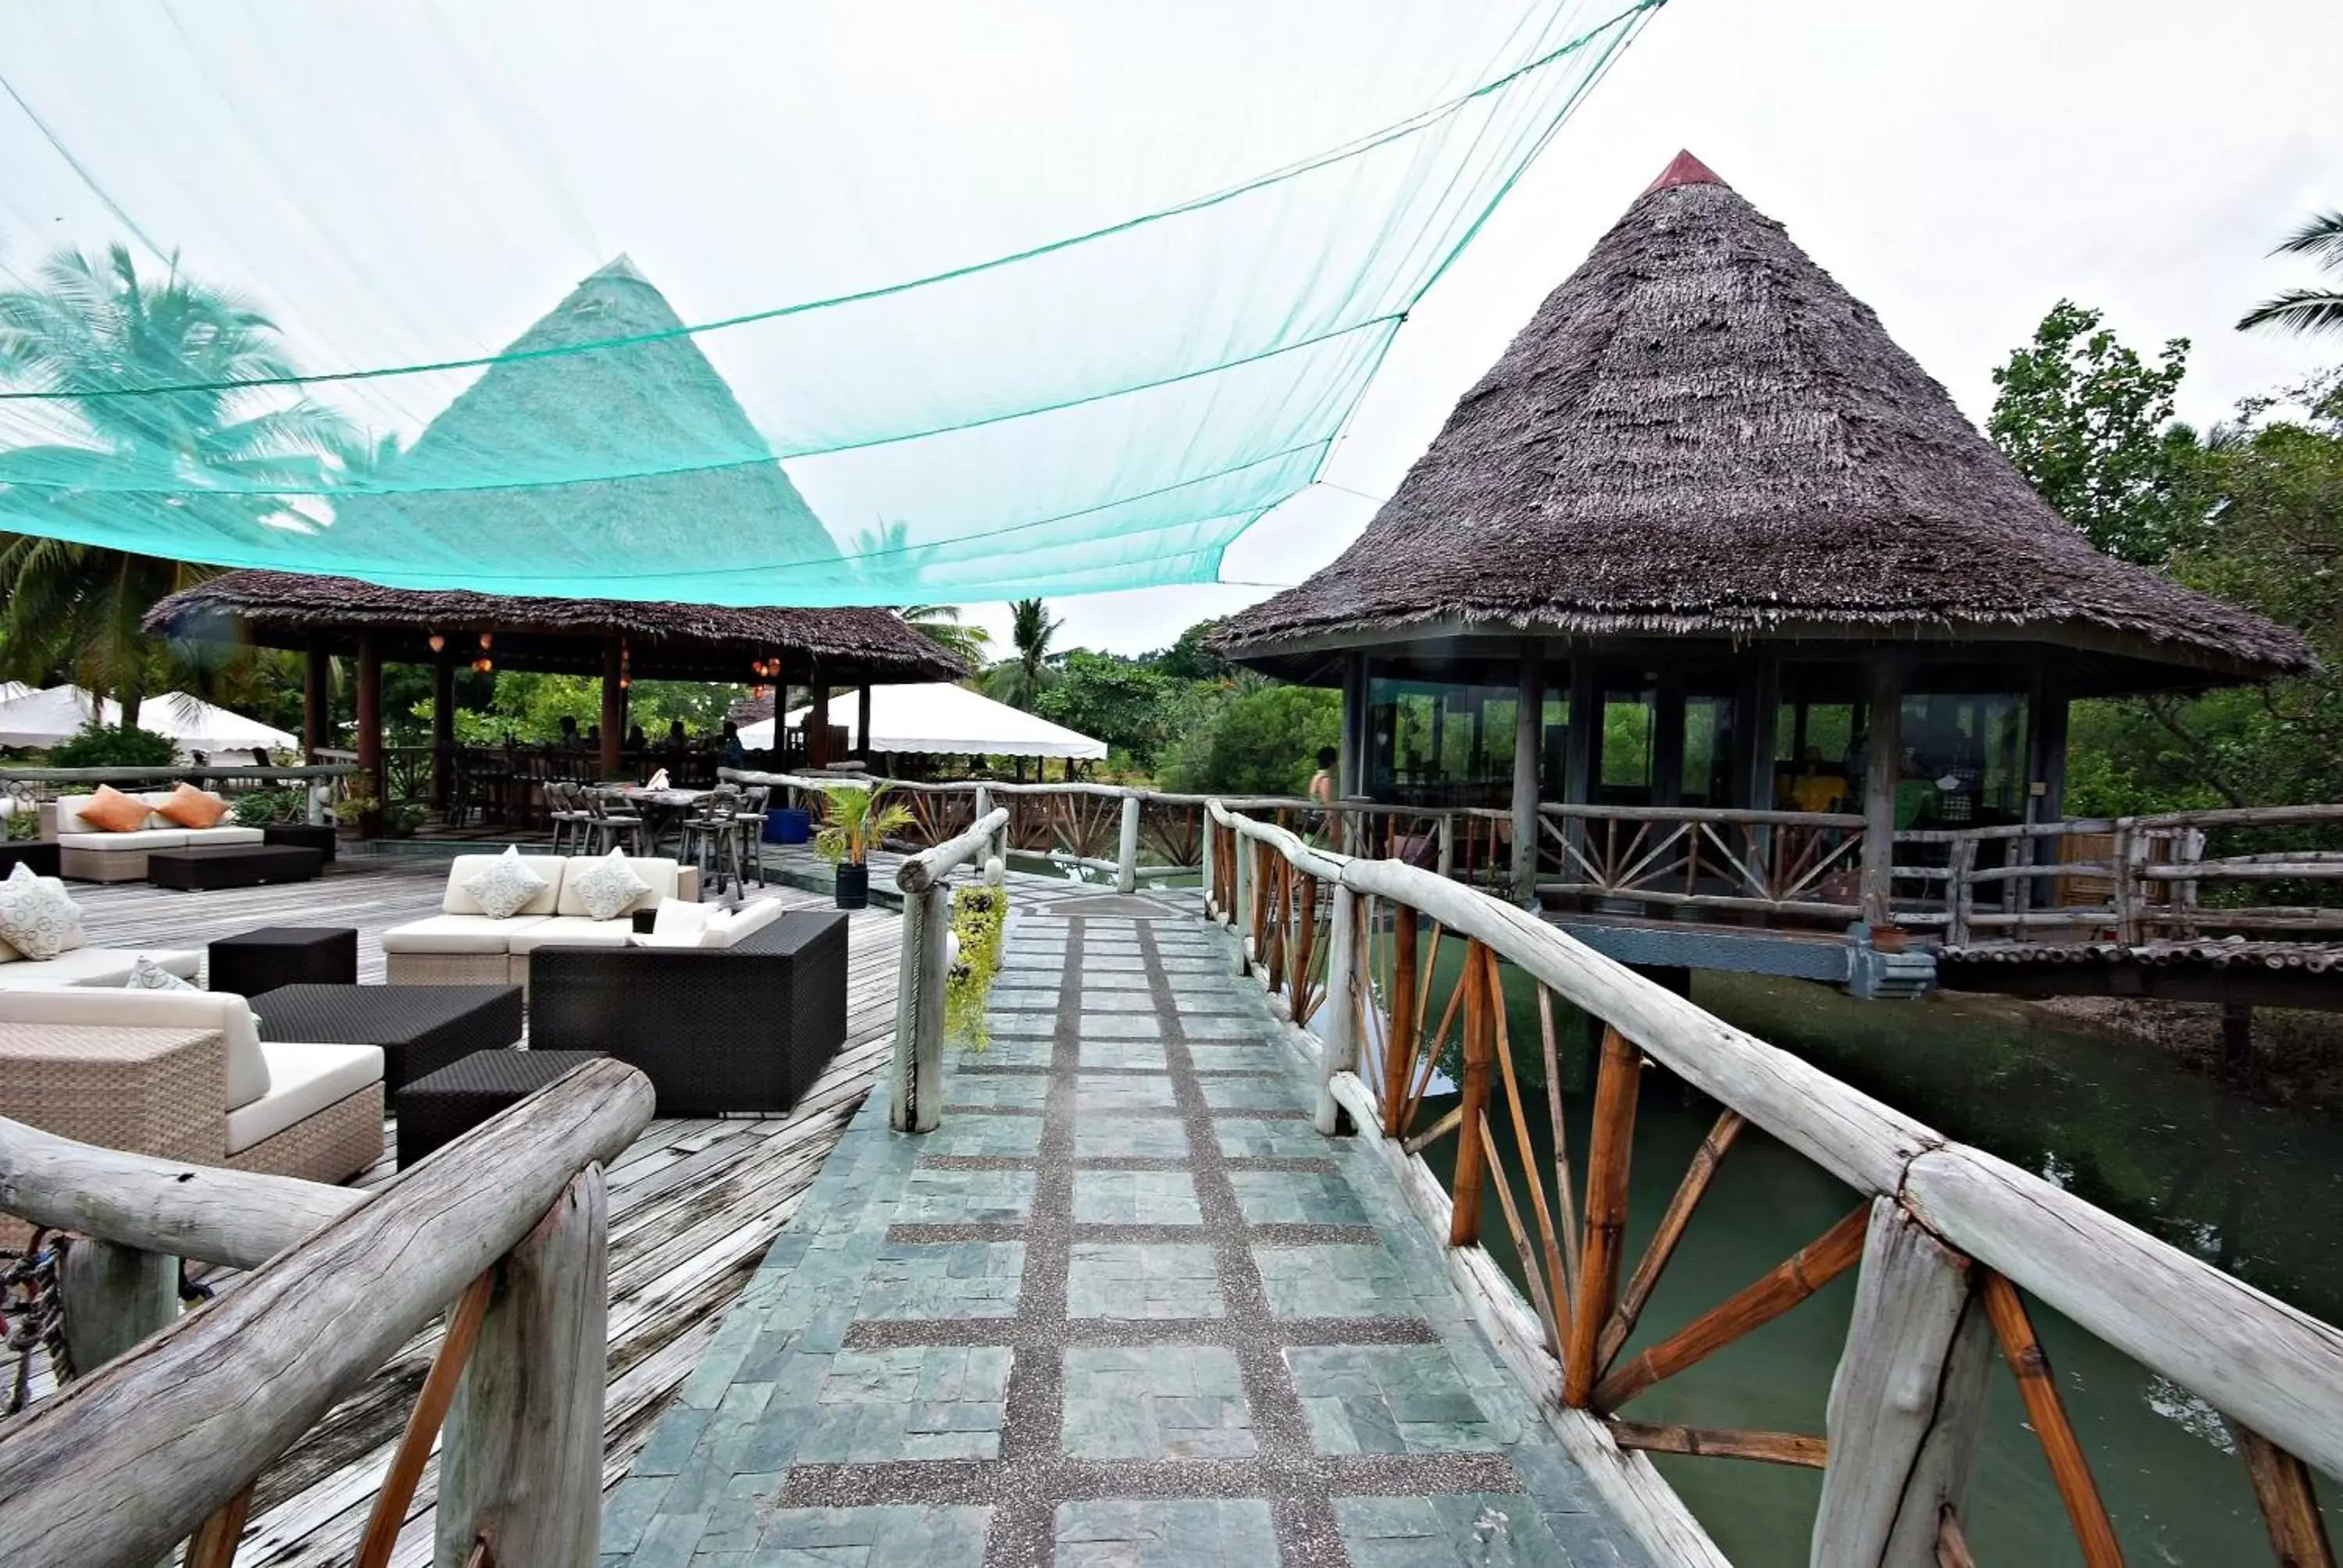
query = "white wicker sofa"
xmin=0 ymin=987 xmax=383 ymax=1188
xmin=48 ymin=789 xmax=262 ymax=882
xmin=0 ymin=873 xmax=199 ymax=990
xmin=381 ymin=852 xmax=700 ymax=996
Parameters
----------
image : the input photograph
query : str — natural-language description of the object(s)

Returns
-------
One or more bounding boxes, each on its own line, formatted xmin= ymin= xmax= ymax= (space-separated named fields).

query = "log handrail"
xmin=896 ymin=806 xmax=1010 ymax=894
xmin=0 ymin=1057 xmax=654 ymax=1568
xmin=1207 ymin=799 xmax=2343 ymax=1552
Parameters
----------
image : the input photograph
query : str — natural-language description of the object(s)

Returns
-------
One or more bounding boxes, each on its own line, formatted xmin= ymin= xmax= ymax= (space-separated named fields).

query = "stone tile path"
xmin=604 ymin=895 xmax=1644 ymax=1567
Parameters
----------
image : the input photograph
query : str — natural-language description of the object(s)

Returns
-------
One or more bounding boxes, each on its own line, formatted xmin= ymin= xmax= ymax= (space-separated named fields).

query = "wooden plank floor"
xmin=61 ymin=859 xmax=906 ymax=1565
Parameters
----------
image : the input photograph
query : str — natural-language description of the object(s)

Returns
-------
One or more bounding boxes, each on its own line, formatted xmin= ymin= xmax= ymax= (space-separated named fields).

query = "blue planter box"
xmin=765 ymin=807 xmax=812 ymax=845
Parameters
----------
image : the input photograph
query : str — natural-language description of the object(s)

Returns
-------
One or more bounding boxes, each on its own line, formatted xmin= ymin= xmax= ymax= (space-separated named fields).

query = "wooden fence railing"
xmin=1535 ymin=801 xmax=1868 ymax=921
xmin=0 ymin=1057 xmax=654 ymax=1568
xmin=889 ymin=807 xmax=1011 ymax=1133
xmin=1205 ymin=800 xmax=2343 ymax=1567
xmin=1897 ymin=804 xmax=2343 ymax=946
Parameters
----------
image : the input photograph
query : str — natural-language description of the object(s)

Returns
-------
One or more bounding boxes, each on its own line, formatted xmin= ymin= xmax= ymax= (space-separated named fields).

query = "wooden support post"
xmin=357 ymin=1270 xmax=496 ymax=1568
xmin=1232 ymin=826 xmax=1252 ymax=972
xmin=808 ymin=679 xmax=833 ymax=768
xmin=1653 ymin=672 xmax=1685 ymax=809
xmin=1812 ymin=1199 xmax=1992 ymax=1568
xmin=1860 ymin=654 xmax=1903 ymax=928
xmin=1447 ymin=944 xmax=1493 ymax=1246
xmin=58 ymin=1237 xmax=175 ymax=1377
xmin=1315 ymin=882 xmax=1358 ymax=1136
xmin=1513 ymin=647 xmax=1544 ymax=905
xmin=857 ymin=682 xmax=874 ymax=762
xmin=1385 ymin=903 xmax=1419 ymax=1137
xmin=1436 ymin=814 xmax=1455 ymax=878
xmin=1566 ymin=1025 xmax=1640 ymax=1406
xmin=890 ymin=885 xmax=951 ymax=1133
xmin=1945 ymin=836 xmax=1977 ymax=947
xmin=1339 ymin=651 xmax=1366 ymax=798
xmin=355 ymin=631 xmax=384 ymax=818
xmin=431 ymin=648 xmax=456 ymax=811
xmin=2235 ymin=1424 xmax=2338 ymax=1568
xmin=1979 ymin=1271 xmax=2125 ymax=1568
xmin=1116 ymin=792 xmax=1141 ymax=894
xmin=1742 ymin=654 xmax=1781 ymax=812
xmin=438 ymin=1166 xmax=608 ymax=1568
xmin=595 ymin=637 xmax=624 ymax=783
xmin=303 ymin=642 xmax=331 ymax=762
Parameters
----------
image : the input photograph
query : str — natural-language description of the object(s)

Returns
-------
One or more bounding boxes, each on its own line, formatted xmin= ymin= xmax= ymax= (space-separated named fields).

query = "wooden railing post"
xmin=1812 ymin=1199 xmax=1991 ymax=1567
xmin=1115 ymin=791 xmax=1141 ymax=894
xmin=1567 ymin=1025 xmax=1640 ymax=1406
xmin=438 ymin=1165 xmax=609 ymax=1568
xmin=890 ymin=884 xmax=951 ymax=1133
xmin=1448 ymin=943 xmax=1493 ymax=1246
xmin=1202 ymin=810 xmax=1220 ymax=918
xmin=58 ymin=1237 xmax=177 ymax=1379
xmin=1315 ymin=880 xmax=1358 ymax=1136
xmin=1232 ymin=825 xmax=1252 ymax=971
xmin=1385 ymin=903 xmax=1419 ymax=1138
xmin=1437 ymin=812 xmax=1456 ymax=878
xmin=2111 ymin=819 xmax=2141 ymax=944
xmin=1945 ymin=836 xmax=1977 ymax=946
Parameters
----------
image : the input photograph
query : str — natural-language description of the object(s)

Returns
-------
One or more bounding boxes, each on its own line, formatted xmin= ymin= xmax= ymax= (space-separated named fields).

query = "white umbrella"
xmin=739 ymin=682 xmax=1107 ymax=759
xmin=0 ymin=685 xmax=118 ymax=747
xmin=135 ymin=692 xmax=299 ymax=756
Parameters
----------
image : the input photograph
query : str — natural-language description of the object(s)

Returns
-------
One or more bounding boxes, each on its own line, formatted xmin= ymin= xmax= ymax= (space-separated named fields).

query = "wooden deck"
xmin=68 ymin=859 xmax=908 ymax=1566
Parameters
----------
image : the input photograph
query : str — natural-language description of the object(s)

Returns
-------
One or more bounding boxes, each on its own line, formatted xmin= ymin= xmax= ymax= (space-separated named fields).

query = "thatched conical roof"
xmin=1218 ymin=153 xmax=2310 ymax=689
xmin=329 ymin=254 xmax=836 ymax=578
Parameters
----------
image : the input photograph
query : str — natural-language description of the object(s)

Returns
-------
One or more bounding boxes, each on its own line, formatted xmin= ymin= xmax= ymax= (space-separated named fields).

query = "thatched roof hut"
xmin=1218 ymin=152 xmax=2309 ymax=694
xmin=145 ymin=571 xmax=964 ymax=685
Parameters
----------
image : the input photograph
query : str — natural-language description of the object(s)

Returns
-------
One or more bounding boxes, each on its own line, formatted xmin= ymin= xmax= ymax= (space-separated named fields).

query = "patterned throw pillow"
xmin=79 ymin=784 xmax=152 ymax=834
xmin=127 ymin=955 xmax=196 ymax=991
xmin=462 ymin=846 xmax=551 ymax=921
xmin=0 ymin=863 xmax=85 ymax=960
xmin=570 ymin=849 xmax=651 ymax=922
xmin=155 ymin=783 xmax=230 ymax=830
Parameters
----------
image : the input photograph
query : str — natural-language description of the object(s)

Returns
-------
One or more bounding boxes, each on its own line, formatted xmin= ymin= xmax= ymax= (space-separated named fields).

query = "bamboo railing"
xmin=890 ymin=806 xmax=1011 ymax=1133
xmin=1535 ymin=801 xmax=1868 ymax=921
xmin=1205 ymin=800 xmax=2343 ymax=1567
xmin=0 ymin=1057 xmax=654 ymax=1568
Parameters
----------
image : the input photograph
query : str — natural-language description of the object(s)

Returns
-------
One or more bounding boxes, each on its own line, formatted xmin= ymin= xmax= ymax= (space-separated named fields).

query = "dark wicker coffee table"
xmin=249 ymin=983 xmax=524 ymax=1092
xmin=147 ymin=843 xmax=323 ymax=890
xmin=209 ymin=926 xmax=358 ymax=997
xmin=396 ymin=1050 xmax=604 ymax=1170
xmin=0 ymin=841 xmax=60 ymax=878
xmin=261 ymin=821 xmax=338 ymax=864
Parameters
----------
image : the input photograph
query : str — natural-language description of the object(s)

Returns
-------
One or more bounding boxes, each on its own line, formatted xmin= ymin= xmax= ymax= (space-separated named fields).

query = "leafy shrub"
xmin=47 ymin=723 xmax=177 ymax=770
xmin=231 ymin=787 xmax=307 ymax=826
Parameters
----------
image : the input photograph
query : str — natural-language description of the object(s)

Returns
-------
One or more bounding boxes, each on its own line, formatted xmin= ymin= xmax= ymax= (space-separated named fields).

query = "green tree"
xmin=1156 ymin=683 xmax=1341 ymax=796
xmin=982 ymin=597 xmax=1062 ymax=710
xmin=1149 ymin=617 xmax=1232 ymax=682
xmin=0 ymin=245 xmax=348 ymax=718
xmin=1988 ymin=300 xmax=2197 ymax=565
xmin=1034 ymin=650 xmax=1182 ymax=767
xmin=2239 ymin=211 xmax=2343 ymax=338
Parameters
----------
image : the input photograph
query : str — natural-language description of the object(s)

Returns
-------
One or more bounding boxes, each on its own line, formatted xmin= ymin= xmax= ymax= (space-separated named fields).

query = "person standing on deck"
xmin=1307 ymin=745 xmax=1336 ymax=846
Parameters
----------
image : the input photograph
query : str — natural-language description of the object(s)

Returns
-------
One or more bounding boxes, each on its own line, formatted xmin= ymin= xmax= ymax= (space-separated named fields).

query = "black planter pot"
xmin=835 ymin=861 xmax=870 ymax=910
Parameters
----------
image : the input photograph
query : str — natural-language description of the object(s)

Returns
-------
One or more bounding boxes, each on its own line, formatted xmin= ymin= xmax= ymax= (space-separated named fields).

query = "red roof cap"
xmin=1642 ymin=149 xmax=1725 ymax=194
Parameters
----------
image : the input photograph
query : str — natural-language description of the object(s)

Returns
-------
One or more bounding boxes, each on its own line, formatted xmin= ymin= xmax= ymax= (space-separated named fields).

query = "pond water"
xmin=1414 ymin=959 xmax=2342 ymax=1565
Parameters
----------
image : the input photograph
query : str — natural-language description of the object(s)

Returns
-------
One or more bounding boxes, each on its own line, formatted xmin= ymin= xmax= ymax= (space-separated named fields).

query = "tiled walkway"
xmin=604 ymin=895 xmax=1643 ymax=1567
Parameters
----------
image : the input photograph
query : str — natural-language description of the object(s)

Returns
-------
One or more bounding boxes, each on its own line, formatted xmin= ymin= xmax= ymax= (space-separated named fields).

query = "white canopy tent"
xmin=739 ymin=682 xmax=1106 ymax=760
xmin=0 ymin=685 xmax=298 ymax=756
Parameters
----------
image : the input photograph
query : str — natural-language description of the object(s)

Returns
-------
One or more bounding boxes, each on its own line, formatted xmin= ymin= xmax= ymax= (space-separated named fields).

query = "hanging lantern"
xmin=426 ymin=633 xmax=445 ymax=654
xmin=478 ymin=631 xmax=494 ymax=651
xmin=473 ymin=656 xmax=494 ymax=674
xmin=618 ymin=675 xmax=631 ymax=690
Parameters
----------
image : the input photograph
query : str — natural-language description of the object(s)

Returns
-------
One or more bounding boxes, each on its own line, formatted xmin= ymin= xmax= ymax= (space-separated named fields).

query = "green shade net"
xmin=0 ymin=1 xmax=1659 ymax=605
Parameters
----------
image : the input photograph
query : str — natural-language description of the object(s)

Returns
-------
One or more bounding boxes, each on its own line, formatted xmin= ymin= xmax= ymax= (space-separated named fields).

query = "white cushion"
xmin=181 ymin=825 xmax=266 ymax=846
xmin=380 ymin=914 xmax=548 ymax=954
xmin=55 ymin=829 xmax=194 ymax=851
xmin=0 ymin=864 xmax=84 ymax=960
xmin=0 ymin=946 xmax=201 ymax=989
xmin=506 ymin=915 xmax=637 ymax=954
xmin=0 ymin=986 xmax=269 ymax=1110
xmin=649 ymin=896 xmax=713 ymax=939
xmin=629 ymin=931 xmax=708 ymax=949
xmin=224 ymin=1041 xmax=383 ymax=1156
xmin=562 ymin=850 xmax=654 ymax=921
xmin=444 ymin=850 xmax=565 ymax=918
xmin=554 ymin=854 xmax=679 ymax=918
xmin=701 ymin=898 xmax=790 ymax=950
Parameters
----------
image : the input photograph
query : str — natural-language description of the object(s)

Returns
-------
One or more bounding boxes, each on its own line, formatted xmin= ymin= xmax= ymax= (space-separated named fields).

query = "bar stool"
xmin=584 ymin=787 xmax=647 ymax=856
xmin=732 ymin=784 xmax=771 ymax=886
xmin=547 ymin=782 xmax=594 ymax=855
xmin=680 ymin=786 xmax=747 ymax=895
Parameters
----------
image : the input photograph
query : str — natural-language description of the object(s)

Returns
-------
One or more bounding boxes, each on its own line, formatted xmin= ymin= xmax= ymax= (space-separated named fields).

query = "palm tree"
xmin=982 ymin=597 xmax=1062 ymax=710
xmin=849 ymin=520 xmax=991 ymax=669
xmin=0 ymin=244 xmax=348 ymax=717
xmin=2239 ymin=211 xmax=2343 ymax=337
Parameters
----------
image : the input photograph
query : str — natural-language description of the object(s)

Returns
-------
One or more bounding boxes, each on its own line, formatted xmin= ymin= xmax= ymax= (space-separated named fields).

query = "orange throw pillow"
xmin=156 ymin=783 xmax=230 ymax=830
xmin=79 ymin=785 xmax=152 ymax=834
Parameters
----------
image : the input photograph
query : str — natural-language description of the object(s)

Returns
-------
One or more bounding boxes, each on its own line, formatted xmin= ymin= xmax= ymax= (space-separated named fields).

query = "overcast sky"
xmin=984 ymin=0 xmax=2343 ymax=657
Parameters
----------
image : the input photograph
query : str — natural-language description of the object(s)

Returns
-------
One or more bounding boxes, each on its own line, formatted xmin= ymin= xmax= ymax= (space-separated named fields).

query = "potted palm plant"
xmin=814 ymin=782 xmax=911 ymax=909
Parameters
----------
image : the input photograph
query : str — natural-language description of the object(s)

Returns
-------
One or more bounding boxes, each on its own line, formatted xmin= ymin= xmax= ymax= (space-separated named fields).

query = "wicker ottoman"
xmin=261 ymin=822 xmax=338 ymax=864
xmin=395 ymin=1050 xmax=603 ymax=1170
xmin=252 ymin=984 xmax=524 ymax=1093
xmin=148 ymin=844 xmax=324 ymax=890
xmin=209 ymin=926 xmax=359 ymax=998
